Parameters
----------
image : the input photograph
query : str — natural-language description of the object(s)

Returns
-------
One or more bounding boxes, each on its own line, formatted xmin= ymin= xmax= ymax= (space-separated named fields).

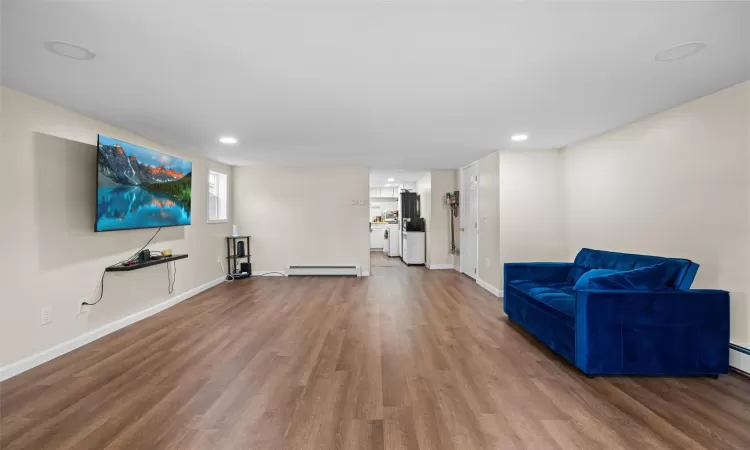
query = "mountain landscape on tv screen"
xmin=96 ymin=138 xmax=193 ymax=231
xmin=98 ymin=143 xmax=192 ymax=203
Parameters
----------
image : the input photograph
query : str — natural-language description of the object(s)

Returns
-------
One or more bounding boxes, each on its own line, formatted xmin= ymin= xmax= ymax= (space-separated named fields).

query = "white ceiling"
xmin=370 ymin=169 xmax=427 ymax=188
xmin=3 ymin=1 xmax=749 ymax=169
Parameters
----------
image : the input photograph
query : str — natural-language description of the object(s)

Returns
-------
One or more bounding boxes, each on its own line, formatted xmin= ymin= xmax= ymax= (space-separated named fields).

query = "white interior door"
xmin=461 ymin=163 xmax=478 ymax=278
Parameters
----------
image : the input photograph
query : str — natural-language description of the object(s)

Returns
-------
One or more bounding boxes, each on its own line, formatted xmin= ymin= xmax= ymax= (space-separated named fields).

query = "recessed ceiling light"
xmin=655 ymin=42 xmax=706 ymax=62
xmin=511 ymin=134 xmax=528 ymax=142
xmin=388 ymin=178 xmax=395 ymax=182
xmin=44 ymin=40 xmax=96 ymax=60
xmin=219 ymin=136 xmax=238 ymax=145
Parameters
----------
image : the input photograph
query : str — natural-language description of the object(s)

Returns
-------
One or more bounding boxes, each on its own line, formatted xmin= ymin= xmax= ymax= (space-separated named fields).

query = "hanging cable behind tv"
xmin=84 ymin=227 xmax=181 ymax=307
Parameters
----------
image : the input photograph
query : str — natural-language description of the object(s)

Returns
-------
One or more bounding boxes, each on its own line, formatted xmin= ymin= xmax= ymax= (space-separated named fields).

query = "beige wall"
xmin=417 ymin=173 xmax=432 ymax=265
xmin=417 ymin=170 xmax=458 ymax=269
xmin=463 ymin=149 xmax=567 ymax=293
xmin=453 ymin=169 xmax=461 ymax=269
xmin=499 ymin=149 xmax=568 ymax=289
xmin=0 ymin=87 xmax=232 ymax=368
xmin=478 ymin=152 xmax=500 ymax=290
xmin=416 ymin=170 xmax=456 ymax=268
xmin=563 ymin=80 xmax=750 ymax=347
xmin=429 ymin=171 xmax=457 ymax=268
xmin=233 ymin=166 xmax=370 ymax=273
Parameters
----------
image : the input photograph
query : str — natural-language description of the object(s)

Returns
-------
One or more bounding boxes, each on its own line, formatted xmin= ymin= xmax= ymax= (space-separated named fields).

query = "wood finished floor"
xmin=371 ymin=251 xmax=402 ymax=267
xmin=2 ymin=263 xmax=750 ymax=449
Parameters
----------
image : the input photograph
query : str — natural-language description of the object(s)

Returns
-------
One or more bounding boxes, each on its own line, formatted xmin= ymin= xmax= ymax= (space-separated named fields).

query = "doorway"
xmin=369 ymin=170 xmax=426 ymax=268
xmin=460 ymin=163 xmax=478 ymax=278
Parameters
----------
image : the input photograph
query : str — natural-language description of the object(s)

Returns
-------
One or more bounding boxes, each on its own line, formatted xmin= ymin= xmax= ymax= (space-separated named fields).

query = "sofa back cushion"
xmin=587 ymin=263 xmax=671 ymax=291
xmin=567 ymin=248 xmax=698 ymax=289
xmin=573 ymin=269 xmax=620 ymax=290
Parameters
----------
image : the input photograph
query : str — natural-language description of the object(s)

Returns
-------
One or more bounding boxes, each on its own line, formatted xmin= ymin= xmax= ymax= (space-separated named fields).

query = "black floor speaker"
xmin=240 ymin=262 xmax=252 ymax=275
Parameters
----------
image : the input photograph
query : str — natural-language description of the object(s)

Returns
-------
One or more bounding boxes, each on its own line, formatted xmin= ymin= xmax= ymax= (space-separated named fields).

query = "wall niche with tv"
xmin=95 ymin=135 xmax=193 ymax=232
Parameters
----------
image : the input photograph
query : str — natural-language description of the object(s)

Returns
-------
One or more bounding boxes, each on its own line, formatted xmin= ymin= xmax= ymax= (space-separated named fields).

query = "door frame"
xmin=459 ymin=161 xmax=479 ymax=278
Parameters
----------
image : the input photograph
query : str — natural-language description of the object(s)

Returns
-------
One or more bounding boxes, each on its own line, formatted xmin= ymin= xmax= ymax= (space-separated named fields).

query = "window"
xmin=208 ymin=170 xmax=228 ymax=223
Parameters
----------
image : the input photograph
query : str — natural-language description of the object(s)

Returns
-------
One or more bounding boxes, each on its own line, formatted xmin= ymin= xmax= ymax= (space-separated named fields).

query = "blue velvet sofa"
xmin=503 ymin=248 xmax=730 ymax=376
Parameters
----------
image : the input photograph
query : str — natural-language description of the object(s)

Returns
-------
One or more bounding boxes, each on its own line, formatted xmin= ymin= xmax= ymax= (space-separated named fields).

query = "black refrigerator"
xmin=400 ymin=191 xmax=424 ymax=231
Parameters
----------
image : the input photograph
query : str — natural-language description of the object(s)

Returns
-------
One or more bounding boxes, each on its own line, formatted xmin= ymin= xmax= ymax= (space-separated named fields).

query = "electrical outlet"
xmin=41 ymin=307 xmax=52 ymax=325
xmin=351 ymin=200 xmax=357 ymax=206
xmin=78 ymin=299 xmax=91 ymax=315
xmin=358 ymin=199 xmax=364 ymax=205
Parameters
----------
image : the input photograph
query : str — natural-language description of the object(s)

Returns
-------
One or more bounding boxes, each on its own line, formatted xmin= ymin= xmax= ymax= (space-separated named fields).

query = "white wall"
xmin=499 ymin=149 xmax=568 ymax=288
xmin=563 ymin=80 xmax=750 ymax=347
xmin=478 ymin=152 xmax=500 ymax=290
xmin=0 ymin=87 xmax=232 ymax=368
xmin=233 ymin=166 xmax=370 ymax=273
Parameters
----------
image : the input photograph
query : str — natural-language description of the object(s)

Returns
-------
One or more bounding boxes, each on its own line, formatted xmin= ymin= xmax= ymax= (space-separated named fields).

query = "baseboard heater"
xmin=287 ymin=265 xmax=360 ymax=277
xmin=730 ymin=343 xmax=750 ymax=377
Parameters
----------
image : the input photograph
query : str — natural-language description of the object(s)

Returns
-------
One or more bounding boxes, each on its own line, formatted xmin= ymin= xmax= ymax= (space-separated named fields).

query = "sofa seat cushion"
xmin=508 ymin=280 xmax=576 ymax=323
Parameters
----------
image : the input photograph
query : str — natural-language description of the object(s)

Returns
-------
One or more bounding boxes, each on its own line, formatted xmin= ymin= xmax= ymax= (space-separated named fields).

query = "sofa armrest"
xmin=504 ymin=262 xmax=574 ymax=285
xmin=575 ymin=289 xmax=730 ymax=375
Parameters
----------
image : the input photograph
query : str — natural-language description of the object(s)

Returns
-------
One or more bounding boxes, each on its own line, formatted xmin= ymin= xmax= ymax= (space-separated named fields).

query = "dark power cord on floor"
xmin=84 ymin=227 xmax=165 ymax=307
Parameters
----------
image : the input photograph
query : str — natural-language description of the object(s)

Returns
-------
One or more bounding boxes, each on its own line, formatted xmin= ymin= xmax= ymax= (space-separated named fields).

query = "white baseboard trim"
xmin=476 ymin=278 xmax=502 ymax=297
xmin=0 ymin=276 xmax=225 ymax=382
xmin=287 ymin=265 xmax=360 ymax=277
xmin=252 ymin=271 xmax=287 ymax=276
xmin=428 ymin=264 xmax=454 ymax=270
xmin=361 ymin=271 xmax=371 ymax=277
xmin=730 ymin=344 xmax=750 ymax=374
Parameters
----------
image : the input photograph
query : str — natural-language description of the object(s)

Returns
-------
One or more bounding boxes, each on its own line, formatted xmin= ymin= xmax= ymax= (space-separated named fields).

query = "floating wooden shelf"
xmin=106 ymin=254 xmax=188 ymax=272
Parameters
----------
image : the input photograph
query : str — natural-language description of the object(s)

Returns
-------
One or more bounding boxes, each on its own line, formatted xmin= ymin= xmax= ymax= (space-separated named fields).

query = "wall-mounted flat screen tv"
xmin=96 ymin=135 xmax=192 ymax=232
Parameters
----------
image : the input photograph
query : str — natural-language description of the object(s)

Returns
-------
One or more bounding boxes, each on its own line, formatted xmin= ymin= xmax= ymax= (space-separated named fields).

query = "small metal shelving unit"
xmin=225 ymin=235 xmax=251 ymax=279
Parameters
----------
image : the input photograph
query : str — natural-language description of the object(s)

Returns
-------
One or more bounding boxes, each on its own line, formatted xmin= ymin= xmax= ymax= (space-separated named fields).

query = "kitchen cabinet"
xmin=370 ymin=224 xmax=387 ymax=249
xmin=385 ymin=224 xmax=400 ymax=256
xmin=369 ymin=188 xmax=397 ymax=198
xmin=401 ymin=231 xmax=425 ymax=265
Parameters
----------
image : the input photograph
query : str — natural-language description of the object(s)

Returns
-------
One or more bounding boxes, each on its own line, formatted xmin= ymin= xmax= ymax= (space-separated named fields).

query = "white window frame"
xmin=207 ymin=169 xmax=228 ymax=223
